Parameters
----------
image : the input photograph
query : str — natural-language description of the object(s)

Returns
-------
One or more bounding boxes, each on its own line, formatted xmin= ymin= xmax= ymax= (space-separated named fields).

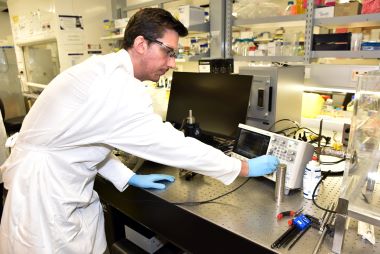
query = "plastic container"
xmin=296 ymin=0 xmax=305 ymax=14
xmin=303 ymin=156 xmax=322 ymax=199
xmin=301 ymin=93 xmax=325 ymax=118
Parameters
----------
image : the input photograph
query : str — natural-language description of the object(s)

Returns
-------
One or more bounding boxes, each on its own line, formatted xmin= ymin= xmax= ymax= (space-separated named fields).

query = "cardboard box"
xmin=314 ymin=6 xmax=335 ymax=19
xmin=334 ymin=2 xmax=362 ymax=17
xmin=178 ymin=5 xmax=205 ymax=28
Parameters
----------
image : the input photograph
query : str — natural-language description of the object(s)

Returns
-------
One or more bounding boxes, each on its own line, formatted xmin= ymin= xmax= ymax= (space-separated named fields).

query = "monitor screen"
xmin=233 ymin=128 xmax=270 ymax=159
xmin=166 ymin=72 xmax=252 ymax=138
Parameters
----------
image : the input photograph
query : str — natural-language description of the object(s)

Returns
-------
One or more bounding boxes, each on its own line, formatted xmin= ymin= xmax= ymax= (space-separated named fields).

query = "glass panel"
xmin=23 ymin=42 xmax=60 ymax=85
xmin=341 ymin=70 xmax=380 ymax=224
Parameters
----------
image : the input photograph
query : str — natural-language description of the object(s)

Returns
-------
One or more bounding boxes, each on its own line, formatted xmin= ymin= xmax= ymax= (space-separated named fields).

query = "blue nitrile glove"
xmin=128 ymin=174 xmax=175 ymax=189
xmin=248 ymin=155 xmax=280 ymax=177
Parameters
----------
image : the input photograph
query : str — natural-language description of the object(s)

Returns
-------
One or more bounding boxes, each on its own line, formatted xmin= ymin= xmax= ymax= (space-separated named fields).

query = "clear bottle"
xmin=346 ymin=95 xmax=355 ymax=112
xmin=199 ymin=43 xmax=209 ymax=54
xmin=190 ymin=38 xmax=200 ymax=56
xmin=303 ymin=156 xmax=322 ymax=199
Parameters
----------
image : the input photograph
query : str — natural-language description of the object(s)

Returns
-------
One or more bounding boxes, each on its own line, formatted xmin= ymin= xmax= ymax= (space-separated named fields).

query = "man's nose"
xmin=167 ymin=57 xmax=176 ymax=69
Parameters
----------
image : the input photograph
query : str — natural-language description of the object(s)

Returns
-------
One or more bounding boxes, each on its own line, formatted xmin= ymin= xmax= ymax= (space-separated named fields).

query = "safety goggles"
xmin=145 ymin=37 xmax=177 ymax=58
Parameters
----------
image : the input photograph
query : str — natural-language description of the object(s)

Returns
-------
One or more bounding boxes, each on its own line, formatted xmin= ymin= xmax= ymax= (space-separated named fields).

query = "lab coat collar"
xmin=115 ymin=49 xmax=134 ymax=77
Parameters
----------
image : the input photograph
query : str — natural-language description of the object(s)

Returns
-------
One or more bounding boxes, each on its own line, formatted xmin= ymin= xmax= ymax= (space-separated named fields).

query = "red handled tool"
xmin=277 ymin=208 xmax=304 ymax=225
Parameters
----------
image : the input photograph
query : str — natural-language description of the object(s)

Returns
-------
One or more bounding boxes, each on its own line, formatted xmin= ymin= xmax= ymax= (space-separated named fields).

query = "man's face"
xmin=141 ymin=29 xmax=178 ymax=82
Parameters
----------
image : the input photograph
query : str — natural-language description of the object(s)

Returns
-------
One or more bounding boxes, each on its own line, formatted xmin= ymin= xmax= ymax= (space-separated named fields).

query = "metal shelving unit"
xmin=103 ymin=1 xmax=380 ymax=63
xmin=229 ymin=0 xmax=307 ymax=63
xmin=312 ymin=50 xmax=380 ymax=59
xmin=234 ymin=55 xmax=304 ymax=62
xmin=124 ymin=0 xmax=173 ymax=12
xmin=311 ymin=13 xmax=380 ymax=60
xmin=314 ymin=13 xmax=380 ymax=29
xmin=228 ymin=0 xmax=380 ymax=63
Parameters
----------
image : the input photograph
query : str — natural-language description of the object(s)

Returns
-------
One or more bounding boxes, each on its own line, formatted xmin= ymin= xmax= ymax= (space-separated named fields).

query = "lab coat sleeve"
xmin=97 ymin=153 xmax=135 ymax=192
xmin=106 ymin=86 xmax=241 ymax=185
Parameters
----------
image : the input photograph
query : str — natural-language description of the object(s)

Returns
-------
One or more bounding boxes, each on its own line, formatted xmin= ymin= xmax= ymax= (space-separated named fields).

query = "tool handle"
xmin=271 ymin=225 xmax=297 ymax=249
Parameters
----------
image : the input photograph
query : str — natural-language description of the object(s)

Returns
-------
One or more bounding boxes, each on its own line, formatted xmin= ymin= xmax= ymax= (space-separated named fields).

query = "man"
xmin=0 ymin=8 xmax=278 ymax=254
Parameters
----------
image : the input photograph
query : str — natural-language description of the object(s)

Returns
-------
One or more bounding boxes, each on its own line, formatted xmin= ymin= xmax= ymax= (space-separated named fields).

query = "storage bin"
xmin=312 ymin=33 xmax=351 ymax=50
xmin=314 ymin=6 xmax=335 ymax=18
xmin=301 ymin=93 xmax=325 ymax=118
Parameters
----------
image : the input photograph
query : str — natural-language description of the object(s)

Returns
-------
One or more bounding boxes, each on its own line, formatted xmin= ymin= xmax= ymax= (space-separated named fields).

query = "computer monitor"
xmin=166 ymin=72 xmax=253 ymax=139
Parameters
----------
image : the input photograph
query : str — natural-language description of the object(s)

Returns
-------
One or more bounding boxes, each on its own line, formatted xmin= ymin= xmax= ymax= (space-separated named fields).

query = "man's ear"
xmin=133 ymin=35 xmax=147 ymax=55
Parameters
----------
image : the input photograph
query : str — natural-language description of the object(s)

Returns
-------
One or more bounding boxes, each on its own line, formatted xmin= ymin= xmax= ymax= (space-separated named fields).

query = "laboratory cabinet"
xmin=6 ymin=0 xmax=114 ymax=101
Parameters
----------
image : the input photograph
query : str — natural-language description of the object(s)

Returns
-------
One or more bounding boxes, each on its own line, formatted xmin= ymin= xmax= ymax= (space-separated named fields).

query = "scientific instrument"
xmin=231 ymin=123 xmax=314 ymax=194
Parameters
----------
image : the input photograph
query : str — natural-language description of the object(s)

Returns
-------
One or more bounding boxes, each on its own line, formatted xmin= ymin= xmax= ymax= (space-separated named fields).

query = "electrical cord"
xmin=268 ymin=119 xmax=300 ymax=132
xmin=312 ymin=170 xmax=337 ymax=214
xmin=171 ymin=178 xmax=251 ymax=206
xmin=274 ymin=126 xmax=299 ymax=136
xmin=178 ymin=117 xmax=187 ymax=131
xmin=320 ymin=158 xmax=345 ymax=165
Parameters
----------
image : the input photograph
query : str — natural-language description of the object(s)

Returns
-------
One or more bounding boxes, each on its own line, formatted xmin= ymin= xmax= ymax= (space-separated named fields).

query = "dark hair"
xmin=123 ymin=8 xmax=188 ymax=49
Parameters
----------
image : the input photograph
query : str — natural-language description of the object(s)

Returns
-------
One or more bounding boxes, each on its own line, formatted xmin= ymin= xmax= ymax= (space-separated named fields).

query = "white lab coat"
xmin=0 ymin=112 xmax=8 ymax=183
xmin=0 ymin=49 xmax=241 ymax=254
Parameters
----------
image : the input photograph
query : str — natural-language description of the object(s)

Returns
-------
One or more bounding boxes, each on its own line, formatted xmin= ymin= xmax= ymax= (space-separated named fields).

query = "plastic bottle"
xmin=303 ymin=156 xmax=322 ymax=199
xmin=284 ymin=1 xmax=295 ymax=16
xmin=296 ymin=0 xmax=305 ymax=14
xmin=346 ymin=95 xmax=355 ymax=112
xmin=190 ymin=38 xmax=200 ymax=56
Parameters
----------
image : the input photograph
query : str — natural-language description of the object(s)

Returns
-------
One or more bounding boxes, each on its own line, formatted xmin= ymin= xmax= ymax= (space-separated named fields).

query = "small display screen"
xmin=233 ymin=128 xmax=270 ymax=159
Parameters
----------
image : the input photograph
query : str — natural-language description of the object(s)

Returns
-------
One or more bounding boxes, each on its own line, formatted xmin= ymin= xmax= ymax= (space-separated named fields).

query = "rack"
xmin=227 ymin=0 xmax=380 ymax=63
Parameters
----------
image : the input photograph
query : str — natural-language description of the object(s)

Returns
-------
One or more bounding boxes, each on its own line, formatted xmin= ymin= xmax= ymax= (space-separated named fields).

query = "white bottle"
xmin=303 ymin=156 xmax=322 ymax=199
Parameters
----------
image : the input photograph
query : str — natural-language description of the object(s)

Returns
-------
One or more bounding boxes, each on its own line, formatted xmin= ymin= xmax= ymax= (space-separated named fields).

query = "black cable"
xmin=171 ymin=178 xmax=251 ymax=206
xmin=320 ymin=158 xmax=345 ymax=165
xmin=178 ymin=117 xmax=187 ymax=131
xmin=312 ymin=170 xmax=337 ymax=214
xmin=321 ymin=171 xmax=343 ymax=177
xmin=268 ymin=119 xmax=300 ymax=132
xmin=274 ymin=126 xmax=299 ymax=136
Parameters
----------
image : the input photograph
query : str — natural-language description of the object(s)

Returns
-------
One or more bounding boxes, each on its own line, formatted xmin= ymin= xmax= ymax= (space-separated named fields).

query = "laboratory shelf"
xmin=234 ymin=55 xmax=304 ymax=62
xmin=100 ymin=34 xmax=124 ymax=41
xmin=124 ymin=0 xmax=173 ymax=11
xmin=100 ymin=24 xmax=209 ymax=40
xmin=233 ymin=14 xmax=306 ymax=29
xmin=314 ymin=13 xmax=380 ymax=29
xmin=312 ymin=50 xmax=380 ymax=59
xmin=175 ymin=53 xmax=209 ymax=62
